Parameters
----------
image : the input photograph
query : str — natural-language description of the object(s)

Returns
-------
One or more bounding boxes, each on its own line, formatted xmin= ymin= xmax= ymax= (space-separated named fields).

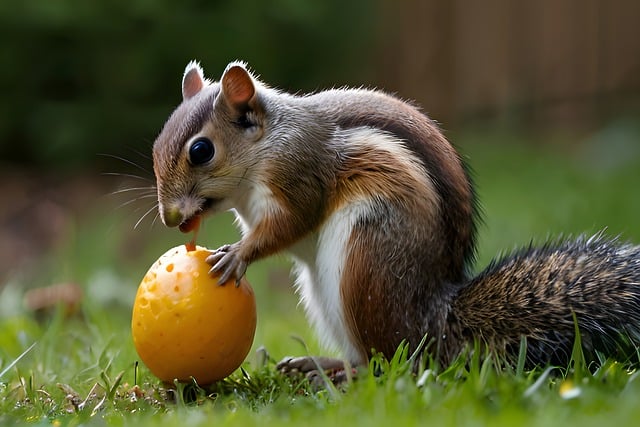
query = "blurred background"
xmin=1 ymin=0 xmax=639 ymax=357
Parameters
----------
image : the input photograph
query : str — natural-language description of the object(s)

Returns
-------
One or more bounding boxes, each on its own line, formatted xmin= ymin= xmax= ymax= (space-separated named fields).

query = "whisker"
xmin=134 ymin=204 xmax=159 ymax=230
xmin=151 ymin=210 xmax=161 ymax=227
xmin=102 ymin=172 xmax=154 ymax=182
xmin=221 ymin=165 xmax=261 ymax=188
xmin=239 ymin=167 xmax=249 ymax=186
xmin=114 ymin=199 xmax=138 ymax=211
xmin=113 ymin=195 xmax=157 ymax=211
xmin=109 ymin=186 xmax=157 ymax=196
xmin=98 ymin=153 xmax=152 ymax=175
xmin=233 ymin=159 xmax=263 ymax=186
xmin=126 ymin=146 xmax=153 ymax=161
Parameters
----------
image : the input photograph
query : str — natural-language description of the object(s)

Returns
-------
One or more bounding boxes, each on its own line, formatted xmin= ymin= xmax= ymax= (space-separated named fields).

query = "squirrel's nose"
xmin=160 ymin=205 xmax=183 ymax=228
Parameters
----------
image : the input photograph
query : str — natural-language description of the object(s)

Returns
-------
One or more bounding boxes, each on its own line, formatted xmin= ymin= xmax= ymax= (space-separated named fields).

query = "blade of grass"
xmin=570 ymin=311 xmax=586 ymax=380
xmin=0 ymin=342 xmax=37 ymax=380
xmin=516 ymin=335 xmax=527 ymax=377
xmin=522 ymin=366 xmax=555 ymax=398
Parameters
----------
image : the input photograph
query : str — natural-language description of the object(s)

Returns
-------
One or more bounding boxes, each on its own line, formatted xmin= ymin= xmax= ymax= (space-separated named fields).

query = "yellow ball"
xmin=131 ymin=245 xmax=257 ymax=385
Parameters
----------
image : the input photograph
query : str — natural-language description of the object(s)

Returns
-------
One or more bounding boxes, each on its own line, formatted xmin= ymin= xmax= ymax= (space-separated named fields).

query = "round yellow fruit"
xmin=131 ymin=245 xmax=257 ymax=385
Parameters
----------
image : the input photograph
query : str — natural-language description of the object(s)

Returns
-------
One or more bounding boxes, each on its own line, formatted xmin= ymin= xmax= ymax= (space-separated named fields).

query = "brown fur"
xmin=331 ymin=136 xmax=441 ymax=362
xmin=321 ymin=90 xmax=478 ymax=283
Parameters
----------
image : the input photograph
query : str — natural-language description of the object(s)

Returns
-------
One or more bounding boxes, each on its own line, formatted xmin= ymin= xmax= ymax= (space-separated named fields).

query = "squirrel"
xmin=152 ymin=61 xmax=640 ymax=373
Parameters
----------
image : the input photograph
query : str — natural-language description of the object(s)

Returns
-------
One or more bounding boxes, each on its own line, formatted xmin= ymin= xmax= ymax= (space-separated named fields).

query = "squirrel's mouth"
xmin=177 ymin=198 xmax=217 ymax=233
xmin=178 ymin=215 xmax=200 ymax=233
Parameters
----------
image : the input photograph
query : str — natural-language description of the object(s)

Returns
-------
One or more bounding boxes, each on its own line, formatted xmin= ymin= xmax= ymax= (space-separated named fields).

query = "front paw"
xmin=205 ymin=244 xmax=247 ymax=286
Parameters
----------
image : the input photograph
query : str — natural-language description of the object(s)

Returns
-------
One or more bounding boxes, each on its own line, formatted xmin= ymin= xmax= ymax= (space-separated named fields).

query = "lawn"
xmin=2 ymin=121 xmax=640 ymax=426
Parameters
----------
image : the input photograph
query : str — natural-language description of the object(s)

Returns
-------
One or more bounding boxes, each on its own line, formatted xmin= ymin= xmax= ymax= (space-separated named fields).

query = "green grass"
xmin=2 ymin=121 xmax=640 ymax=426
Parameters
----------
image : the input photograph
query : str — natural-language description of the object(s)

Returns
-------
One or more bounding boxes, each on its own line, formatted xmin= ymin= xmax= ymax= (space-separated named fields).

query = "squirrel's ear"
xmin=182 ymin=61 xmax=206 ymax=100
xmin=220 ymin=63 xmax=255 ymax=111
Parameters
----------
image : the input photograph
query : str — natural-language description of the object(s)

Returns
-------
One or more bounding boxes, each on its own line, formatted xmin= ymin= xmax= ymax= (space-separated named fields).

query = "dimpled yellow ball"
xmin=132 ymin=245 xmax=257 ymax=385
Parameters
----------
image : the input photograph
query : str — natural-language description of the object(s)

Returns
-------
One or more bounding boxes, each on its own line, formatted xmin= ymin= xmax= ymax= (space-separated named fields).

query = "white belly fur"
xmin=289 ymin=200 xmax=371 ymax=364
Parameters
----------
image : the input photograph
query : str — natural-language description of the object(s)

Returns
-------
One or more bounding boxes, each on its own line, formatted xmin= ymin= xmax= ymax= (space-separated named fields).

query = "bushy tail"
xmin=451 ymin=234 xmax=640 ymax=366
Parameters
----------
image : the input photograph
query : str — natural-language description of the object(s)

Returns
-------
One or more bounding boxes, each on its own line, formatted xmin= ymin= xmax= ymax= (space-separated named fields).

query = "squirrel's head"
xmin=152 ymin=61 xmax=265 ymax=229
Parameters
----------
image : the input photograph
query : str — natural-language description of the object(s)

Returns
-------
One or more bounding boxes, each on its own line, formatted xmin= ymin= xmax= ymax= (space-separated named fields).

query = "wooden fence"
xmin=376 ymin=0 xmax=640 ymax=125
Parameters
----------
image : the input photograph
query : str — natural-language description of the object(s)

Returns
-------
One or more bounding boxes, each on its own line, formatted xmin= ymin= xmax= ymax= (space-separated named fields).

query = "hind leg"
xmin=276 ymin=356 xmax=357 ymax=388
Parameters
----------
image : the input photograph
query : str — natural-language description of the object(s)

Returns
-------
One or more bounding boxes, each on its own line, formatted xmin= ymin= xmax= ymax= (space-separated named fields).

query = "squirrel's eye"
xmin=188 ymin=138 xmax=214 ymax=165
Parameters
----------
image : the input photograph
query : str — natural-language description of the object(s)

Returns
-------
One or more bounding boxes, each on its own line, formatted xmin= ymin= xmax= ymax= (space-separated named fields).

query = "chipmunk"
xmin=152 ymin=61 xmax=640 ymax=374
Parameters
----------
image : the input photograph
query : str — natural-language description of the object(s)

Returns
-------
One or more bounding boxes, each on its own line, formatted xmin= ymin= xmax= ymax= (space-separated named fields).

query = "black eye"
xmin=188 ymin=137 xmax=214 ymax=165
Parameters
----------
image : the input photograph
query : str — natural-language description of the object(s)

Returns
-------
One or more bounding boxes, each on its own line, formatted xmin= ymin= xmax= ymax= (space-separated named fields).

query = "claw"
xmin=276 ymin=356 xmax=353 ymax=389
xmin=205 ymin=244 xmax=247 ymax=285
xmin=277 ymin=356 xmax=346 ymax=374
xmin=205 ymin=244 xmax=230 ymax=265
xmin=205 ymin=253 xmax=223 ymax=266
